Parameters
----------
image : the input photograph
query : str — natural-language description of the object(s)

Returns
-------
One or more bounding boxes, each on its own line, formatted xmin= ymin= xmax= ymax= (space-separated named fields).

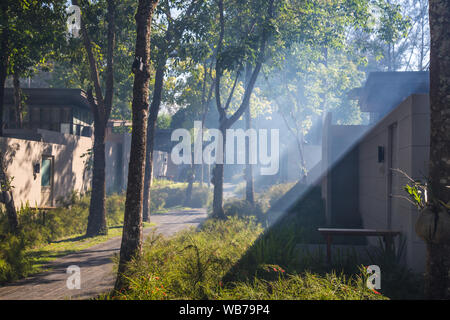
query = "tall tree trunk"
xmin=142 ymin=0 xmax=200 ymax=220
xmin=12 ymin=73 xmax=23 ymax=129
xmin=244 ymin=64 xmax=254 ymax=204
xmin=0 ymin=151 xmax=18 ymax=233
xmin=143 ymin=58 xmax=165 ymax=222
xmin=212 ymin=129 xmax=226 ymax=219
xmin=75 ymin=0 xmax=116 ymax=237
xmin=115 ymin=0 xmax=158 ymax=291
xmin=424 ymin=0 xmax=450 ymax=300
xmin=86 ymin=118 xmax=107 ymax=236
xmin=211 ymin=0 xmax=272 ymax=218
xmin=184 ymin=161 xmax=194 ymax=207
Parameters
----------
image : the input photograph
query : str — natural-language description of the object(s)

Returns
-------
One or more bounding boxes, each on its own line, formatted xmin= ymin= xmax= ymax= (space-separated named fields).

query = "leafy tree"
xmin=115 ymin=0 xmax=159 ymax=292
xmin=0 ymin=0 xmax=66 ymax=135
xmin=209 ymin=0 xmax=278 ymax=218
xmin=142 ymin=0 xmax=208 ymax=221
xmin=71 ymin=0 xmax=117 ymax=237
xmin=0 ymin=1 xmax=66 ymax=230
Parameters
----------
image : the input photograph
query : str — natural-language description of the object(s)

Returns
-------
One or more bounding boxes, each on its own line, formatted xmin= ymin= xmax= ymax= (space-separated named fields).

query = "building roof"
xmin=3 ymin=88 xmax=92 ymax=111
xmin=357 ymin=71 xmax=429 ymax=113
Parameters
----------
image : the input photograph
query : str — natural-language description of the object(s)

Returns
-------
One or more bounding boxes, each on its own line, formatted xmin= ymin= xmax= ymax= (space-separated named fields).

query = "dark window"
xmin=41 ymin=157 xmax=52 ymax=187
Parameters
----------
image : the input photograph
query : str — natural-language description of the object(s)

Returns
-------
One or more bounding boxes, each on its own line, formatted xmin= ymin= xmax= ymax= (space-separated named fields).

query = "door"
xmin=387 ymin=123 xmax=398 ymax=229
xmin=41 ymin=156 xmax=54 ymax=206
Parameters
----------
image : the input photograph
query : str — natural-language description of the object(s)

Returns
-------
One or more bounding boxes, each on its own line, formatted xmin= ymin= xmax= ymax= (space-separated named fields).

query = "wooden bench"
xmin=317 ymin=228 xmax=401 ymax=264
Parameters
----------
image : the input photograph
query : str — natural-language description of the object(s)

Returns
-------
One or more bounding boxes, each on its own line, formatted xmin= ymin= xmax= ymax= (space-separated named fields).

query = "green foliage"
xmin=112 ymin=217 xmax=262 ymax=300
xmin=1 ymin=0 xmax=67 ymax=78
xmin=0 ymin=233 xmax=33 ymax=283
xmin=110 ymin=217 xmax=385 ymax=300
xmin=219 ymin=272 xmax=386 ymax=300
xmin=365 ymin=236 xmax=423 ymax=300
xmin=156 ymin=114 xmax=172 ymax=130
xmin=223 ymin=199 xmax=266 ymax=223
xmin=0 ymin=192 xmax=127 ymax=283
xmin=149 ymin=181 xmax=211 ymax=212
xmin=260 ymin=182 xmax=297 ymax=208
xmin=404 ymin=183 xmax=425 ymax=209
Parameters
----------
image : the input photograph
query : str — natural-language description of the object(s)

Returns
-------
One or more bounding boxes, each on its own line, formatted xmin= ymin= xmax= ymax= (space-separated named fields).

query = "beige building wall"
xmin=0 ymin=130 xmax=93 ymax=208
xmin=358 ymin=94 xmax=429 ymax=273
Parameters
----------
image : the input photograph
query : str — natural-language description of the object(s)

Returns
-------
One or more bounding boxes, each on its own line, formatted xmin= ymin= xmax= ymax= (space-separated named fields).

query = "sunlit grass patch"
xmin=108 ymin=217 xmax=387 ymax=300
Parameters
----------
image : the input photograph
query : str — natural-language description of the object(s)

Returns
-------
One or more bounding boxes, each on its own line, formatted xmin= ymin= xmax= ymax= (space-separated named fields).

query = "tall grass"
xmin=111 ymin=217 xmax=386 ymax=300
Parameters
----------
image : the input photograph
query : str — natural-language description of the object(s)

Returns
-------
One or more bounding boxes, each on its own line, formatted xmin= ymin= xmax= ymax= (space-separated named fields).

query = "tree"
xmin=72 ymin=0 xmax=116 ymax=237
xmin=0 ymin=146 xmax=19 ymax=233
xmin=419 ymin=0 xmax=450 ymax=300
xmin=211 ymin=0 xmax=276 ymax=218
xmin=0 ymin=1 xmax=66 ymax=231
xmin=0 ymin=0 xmax=66 ymax=135
xmin=142 ymin=0 xmax=206 ymax=222
xmin=115 ymin=0 xmax=159 ymax=291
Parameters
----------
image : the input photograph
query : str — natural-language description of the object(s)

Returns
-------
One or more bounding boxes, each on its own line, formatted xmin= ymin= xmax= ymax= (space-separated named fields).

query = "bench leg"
xmin=383 ymin=236 xmax=394 ymax=255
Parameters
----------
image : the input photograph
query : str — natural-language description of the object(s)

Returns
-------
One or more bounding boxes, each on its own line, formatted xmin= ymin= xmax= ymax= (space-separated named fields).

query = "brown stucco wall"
xmin=0 ymin=130 xmax=93 ymax=207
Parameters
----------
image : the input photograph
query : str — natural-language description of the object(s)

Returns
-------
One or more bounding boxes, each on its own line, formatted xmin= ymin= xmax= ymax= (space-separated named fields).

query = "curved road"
xmin=0 ymin=208 xmax=207 ymax=300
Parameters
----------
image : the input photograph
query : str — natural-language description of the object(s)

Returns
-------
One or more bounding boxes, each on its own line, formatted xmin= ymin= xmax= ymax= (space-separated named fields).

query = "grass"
xmin=0 ymin=177 xmax=208 ymax=284
xmin=107 ymin=217 xmax=387 ymax=300
xmin=0 ymin=190 xmax=153 ymax=284
xmin=26 ymin=222 xmax=154 ymax=274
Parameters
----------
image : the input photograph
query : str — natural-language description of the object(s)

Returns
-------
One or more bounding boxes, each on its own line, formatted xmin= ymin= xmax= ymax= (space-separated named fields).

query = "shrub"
xmin=150 ymin=190 xmax=167 ymax=211
xmin=0 ymin=192 xmax=128 ymax=284
xmin=260 ymin=182 xmax=296 ymax=208
xmin=106 ymin=193 xmax=126 ymax=226
xmin=223 ymin=199 xmax=265 ymax=222
xmin=188 ymin=186 xmax=211 ymax=208
xmin=149 ymin=182 xmax=211 ymax=212
xmin=0 ymin=233 xmax=33 ymax=283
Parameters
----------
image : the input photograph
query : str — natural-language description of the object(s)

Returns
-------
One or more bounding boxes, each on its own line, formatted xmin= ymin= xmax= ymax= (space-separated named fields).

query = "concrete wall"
xmin=321 ymin=113 xmax=368 ymax=226
xmin=105 ymin=129 xmax=168 ymax=192
xmin=358 ymin=94 xmax=429 ymax=272
xmin=0 ymin=130 xmax=92 ymax=207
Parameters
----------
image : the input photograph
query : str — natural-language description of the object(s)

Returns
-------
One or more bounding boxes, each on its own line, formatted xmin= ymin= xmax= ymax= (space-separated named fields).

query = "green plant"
xmin=365 ymin=236 xmax=424 ymax=299
xmin=0 ymin=233 xmax=33 ymax=283
xmin=111 ymin=217 xmax=263 ymax=300
xmin=109 ymin=217 xmax=387 ymax=301
xmin=219 ymin=272 xmax=387 ymax=300
xmin=223 ymin=199 xmax=265 ymax=223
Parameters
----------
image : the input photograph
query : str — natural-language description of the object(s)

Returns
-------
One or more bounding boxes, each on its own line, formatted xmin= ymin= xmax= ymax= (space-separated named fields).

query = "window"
xmin=41 ymin=157 xmax=52 ymax=187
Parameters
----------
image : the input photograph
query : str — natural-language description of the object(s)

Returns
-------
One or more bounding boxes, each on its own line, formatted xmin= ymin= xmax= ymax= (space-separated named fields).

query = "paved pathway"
xmin=0 ymin=208 xmax=207 ymax=300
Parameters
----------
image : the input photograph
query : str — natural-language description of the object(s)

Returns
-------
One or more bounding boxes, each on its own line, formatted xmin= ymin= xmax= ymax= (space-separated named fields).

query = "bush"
xmin=261 ymin=182 xmax=297 ymax=208
xmin=0 ymin=192 xmax=128 ymax=284
xmin=0 ymin=233 xmax=33 ymax=283
xmin=106 ymin=193 xmax=127 ymax=226
xmin=223 ymin=199 xmax=266 ymax=223
xmin=149 ymin=182 xmax=211 ymax=212
xmin=189 ymin=186 xmax=212 ymax=208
